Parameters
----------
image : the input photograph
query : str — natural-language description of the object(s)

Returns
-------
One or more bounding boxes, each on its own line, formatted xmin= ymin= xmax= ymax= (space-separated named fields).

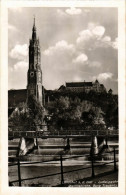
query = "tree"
xmin=105 ymin=103 xmax=118 ymax=129
xmin=9 ymin=95 xmax=44 ymax=131
xmin=28 ymin=95 xmax=44 ymax=128
xmin=46 ymin=96 xmax=83 ymax=129
xmin=45 ymin=92 xmax=118 ymax=130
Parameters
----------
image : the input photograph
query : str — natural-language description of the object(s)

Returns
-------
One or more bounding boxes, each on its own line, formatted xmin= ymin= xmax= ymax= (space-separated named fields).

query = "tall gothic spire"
xmin=28 ymin=16 xmax=43 ymax=106
xmin=33 ymin=16 xmax=36 ymax=29
xmin=32 ymin=16 xmax=37 ymax=40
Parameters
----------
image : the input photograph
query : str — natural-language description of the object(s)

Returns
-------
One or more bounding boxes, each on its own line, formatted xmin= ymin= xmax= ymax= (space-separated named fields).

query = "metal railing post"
xmin=114 ymin=147 xmax=116 ymax=171
xmin=17 ymin=157 xmax=21 ymax=186
xmin=106 ymin=129 xmax=108 ymax=146
xmin=60 ymin=155 xmax=64 ymax=185
xmin=91 ymin=154 xmax=95 ymax=178
xmin=106 ymin=136 xmax=108 ymax=147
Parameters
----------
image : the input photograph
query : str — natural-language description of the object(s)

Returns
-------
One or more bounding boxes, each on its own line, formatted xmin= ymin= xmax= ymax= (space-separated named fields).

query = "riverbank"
xmin=8 ymin=138 xmax=118 ymax=187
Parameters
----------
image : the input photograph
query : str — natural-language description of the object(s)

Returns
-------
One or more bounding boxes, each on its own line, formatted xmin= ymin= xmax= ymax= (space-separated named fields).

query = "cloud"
xmin=102 ymin=36 xmax=111 ymax=42
xmin=92 ymin=26 xmax=105 ymax=39
xmin=43 ymin=40 xmax=75 ymax=56
xmin=77 ymin=30 xmax=93 ymax=44
xmin=57 ymin=8 xmax=89 ymax=18
xmin=94 ymin=36 xmax=118 ymax=50
xmin=65 ymin=7 xmax=82 ymax=15
xmin=13 ymin=61 xmax=28 ymax=71
xmin=42 ymin=40 xmax=76 ymax=75
xmin=9 ymin=44 xmax=28 ymax=60
xmin=8 ymin=61 xmax=28 ymax=89
xmin=112 ymin=37 xmax=118 ymax=49
xmin=77 ymin=25 xmax=105 ymax=45
xmin=73 ymin=53 xmax=88 ymax=64
xmin=97 ymin=72 xmax=113 ymax=81
xmin=57 ymin=9 xmax=67 ymax=17
xmin=94 ymin=37 xmax=111 ymax=48
xmin=73 ymin=75 xmax=83 ymax=82
xmin=77 ymin=24 xmax=118 ymax=51
xmin=87 ymin=22 xmax=98 ymax=30
xmin=89 ymin=61 xmax=101 ymax=68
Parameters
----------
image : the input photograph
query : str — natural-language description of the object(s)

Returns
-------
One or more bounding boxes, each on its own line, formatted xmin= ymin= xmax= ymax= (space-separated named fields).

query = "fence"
xmin=9 ymin=148 xmax=118 ymax=187
xmin=8 ymin=129 xmax=118 ymax=139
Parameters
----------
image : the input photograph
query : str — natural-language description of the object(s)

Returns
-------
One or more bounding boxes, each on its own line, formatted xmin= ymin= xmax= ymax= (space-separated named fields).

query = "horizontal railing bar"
xmin=8 ymin=128 xmax=118 ymax=132
xmin=62 ymin=155 xmax=86 ymax=160
xmin=9 ymin=133 xmax=118 ymax=138
xmin=9 ymin=158 xmax=60 ymax=166
xmin=8 ymin=124 xmax=115 ymax=127
xmin=101 ymin=150 xmax=115 ymax=154
xmin=9 ymin=130 xmax=112 ymax=133
xmin=8 ymin=163 xmax=18 ymax=167
xmin=84 ymin=151 xmax=115 ymax=158
xmin=93 ymin=161 xmax=115 ymax=167
xmin=8 ymin=155 xmax=86 ymax=166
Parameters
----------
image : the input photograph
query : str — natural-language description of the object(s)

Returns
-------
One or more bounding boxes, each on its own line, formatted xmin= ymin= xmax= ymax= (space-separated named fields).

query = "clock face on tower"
xmin=30 ymin=72 xmax=34 ymax=77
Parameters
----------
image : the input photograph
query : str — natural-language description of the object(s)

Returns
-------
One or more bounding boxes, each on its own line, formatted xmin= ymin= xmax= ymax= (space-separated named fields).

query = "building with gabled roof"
xmin=61 ymin=80 xmax=106 ymax=93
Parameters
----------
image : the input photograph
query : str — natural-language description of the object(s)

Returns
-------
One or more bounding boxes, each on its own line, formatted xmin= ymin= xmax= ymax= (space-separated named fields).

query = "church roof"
xmin=8 ymin=89 xmax=27 ymax=107
xmin=8 ymin=87 xmax=45 ymax=107
xmin=95 ymin=79 xmax=99 ymax=83
xmin=66 ymin=82 xmax=93 ymax=87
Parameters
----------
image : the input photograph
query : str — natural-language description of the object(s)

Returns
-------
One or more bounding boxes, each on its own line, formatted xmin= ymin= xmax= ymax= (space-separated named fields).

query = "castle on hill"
xmin=59 ymin=80 xmax=106 ymax=93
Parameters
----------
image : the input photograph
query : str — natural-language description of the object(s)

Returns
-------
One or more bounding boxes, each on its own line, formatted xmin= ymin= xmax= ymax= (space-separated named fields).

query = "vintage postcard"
xmin=0 ymin=0 xmax=125 ymax=195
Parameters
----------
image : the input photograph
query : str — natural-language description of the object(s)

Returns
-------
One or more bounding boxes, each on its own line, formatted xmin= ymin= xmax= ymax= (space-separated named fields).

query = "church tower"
xmin=27 ymin=17 xmax=42 ymax=105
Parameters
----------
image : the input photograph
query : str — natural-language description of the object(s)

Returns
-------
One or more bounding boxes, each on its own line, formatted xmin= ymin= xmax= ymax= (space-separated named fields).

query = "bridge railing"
xmin=9 ymin=148 xmax=118 ymax=187
xmin=9 ymin=124 xmax=118 ymax=130
xmin=8 ymin=128 xmax=118 ymax=139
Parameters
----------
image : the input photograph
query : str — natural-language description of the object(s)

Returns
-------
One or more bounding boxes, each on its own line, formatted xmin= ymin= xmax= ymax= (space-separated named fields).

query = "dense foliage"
xmin=9 ymin=95 xmax=44 ymax=131
xmin=9 ymin=91 xmax=118 ymax=131
xmin=45 ymin=91 xmax=118 ymax=130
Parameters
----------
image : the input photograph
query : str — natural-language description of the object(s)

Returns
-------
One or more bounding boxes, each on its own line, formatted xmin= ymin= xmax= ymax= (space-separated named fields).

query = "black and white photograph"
xmin=0 ymin=1 xmax=126 ymax=194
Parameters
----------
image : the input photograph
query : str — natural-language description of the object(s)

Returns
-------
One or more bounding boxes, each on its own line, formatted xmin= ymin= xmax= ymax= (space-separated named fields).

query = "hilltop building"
xmin=59 ymin=80 xmax=106 ymax=93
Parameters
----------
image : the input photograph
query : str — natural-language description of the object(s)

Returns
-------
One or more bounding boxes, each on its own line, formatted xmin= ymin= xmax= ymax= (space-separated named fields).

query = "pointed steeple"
xmin=95 ymin=79 xmax=99 ymax=83
xmin=33 ymin=16 xmax=36 ymax=30
xmin=32 ymin=16 xmax=37 ymax=40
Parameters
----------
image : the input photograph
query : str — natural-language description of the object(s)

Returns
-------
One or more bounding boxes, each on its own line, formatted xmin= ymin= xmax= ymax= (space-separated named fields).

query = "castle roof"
xmin=66 ymin=82 xmax=93 ymax=87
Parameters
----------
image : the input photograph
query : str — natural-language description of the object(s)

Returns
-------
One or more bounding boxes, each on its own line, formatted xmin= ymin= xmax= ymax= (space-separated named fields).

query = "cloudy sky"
xmin=8 ymin=7 xmax=118 ymax=93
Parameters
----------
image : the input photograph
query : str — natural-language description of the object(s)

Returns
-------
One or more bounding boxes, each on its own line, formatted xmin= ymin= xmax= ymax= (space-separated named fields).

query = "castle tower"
xmin=27 ymin=17 xmax=42 ymax=105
